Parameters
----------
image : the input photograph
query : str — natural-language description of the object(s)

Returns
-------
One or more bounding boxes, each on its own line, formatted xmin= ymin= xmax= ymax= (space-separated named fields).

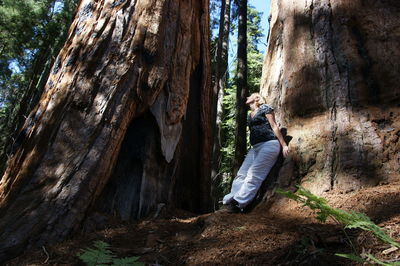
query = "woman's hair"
xmin=249 ymin=93 xmax=266 ymax=107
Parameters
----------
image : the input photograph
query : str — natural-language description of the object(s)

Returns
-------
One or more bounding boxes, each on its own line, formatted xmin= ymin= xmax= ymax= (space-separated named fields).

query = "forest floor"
xmin=7 ymin=182 xmax=400 ymax=265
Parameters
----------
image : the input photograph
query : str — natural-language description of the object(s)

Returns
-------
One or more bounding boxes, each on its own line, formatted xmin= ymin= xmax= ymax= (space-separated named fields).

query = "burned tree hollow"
xmin=96 ymin=112 xmax=170 ymax=221
xmin=97 ymin=64 xmax=208 ymax=219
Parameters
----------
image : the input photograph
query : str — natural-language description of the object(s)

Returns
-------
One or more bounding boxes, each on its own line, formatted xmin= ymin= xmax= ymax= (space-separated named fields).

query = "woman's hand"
xmin=266 ymin=113 xmax=290 ymax=158
xmin=282 ymin=145 xmax=289 ymax=158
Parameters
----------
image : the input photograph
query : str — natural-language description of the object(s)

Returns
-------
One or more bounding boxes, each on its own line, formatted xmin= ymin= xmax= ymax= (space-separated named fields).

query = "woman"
xmin=222 ymin=93 xmax=289 ymax=213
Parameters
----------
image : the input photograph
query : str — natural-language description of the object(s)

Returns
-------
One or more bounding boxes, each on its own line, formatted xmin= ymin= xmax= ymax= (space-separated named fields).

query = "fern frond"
xmin=113 ymin=256 xmax=144 ymax=266
xmin=278 ymin=187 xmax=400 ymax=249
xmin=78 ymin=240 xmax=144 ymax=266
xmin=335 ymin=253 xmax=365 ymax=263
xmin=366 ymin=254 xmax=400 ymax=266
xmin=78 ymin=242 xmax=114 ymax=266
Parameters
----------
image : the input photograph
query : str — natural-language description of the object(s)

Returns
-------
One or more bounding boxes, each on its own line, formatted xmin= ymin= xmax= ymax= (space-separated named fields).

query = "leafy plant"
xmin=0 ymin=0 xmax=77 ymax=175
xmin=335 ymin=253 xmax=365 ymax=263
xmin=78 ymin=240 xmax=144 ymax=266
xmin=278 ymin=187 xmax=400 ymax=265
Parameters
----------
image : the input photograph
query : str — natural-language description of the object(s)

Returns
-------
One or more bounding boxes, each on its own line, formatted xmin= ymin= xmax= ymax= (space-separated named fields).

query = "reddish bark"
xmin=261 ymin=0 xmax=400 ymax=194
xmin=0 ymin=0 xmax=212 ymax=261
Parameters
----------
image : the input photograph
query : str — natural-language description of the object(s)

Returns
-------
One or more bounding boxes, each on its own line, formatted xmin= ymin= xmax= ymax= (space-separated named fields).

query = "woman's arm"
xmin=266 ymin=112 xmax=289 ymax=158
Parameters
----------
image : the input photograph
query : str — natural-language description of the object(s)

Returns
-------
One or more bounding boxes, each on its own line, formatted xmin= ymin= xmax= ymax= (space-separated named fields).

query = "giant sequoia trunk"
xmin=0 ymin=0 xmax=212 ymax=261
xmin=261 ymin=0 xmax=400 ymax=194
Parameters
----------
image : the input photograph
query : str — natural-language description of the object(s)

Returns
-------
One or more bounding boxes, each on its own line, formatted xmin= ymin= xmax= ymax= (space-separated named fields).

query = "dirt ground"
xmin=6 ymin=183 xmax=400 ymax=265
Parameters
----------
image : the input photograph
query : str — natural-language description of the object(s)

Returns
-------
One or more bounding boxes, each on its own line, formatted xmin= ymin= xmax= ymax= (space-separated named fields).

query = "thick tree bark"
xmin=233 ymin=0 xmax=248 ymax=176
xmin=0 ymin=0 xmax=212 ymax=261
xmin=261 ymin=0 xmax=400 ymax=194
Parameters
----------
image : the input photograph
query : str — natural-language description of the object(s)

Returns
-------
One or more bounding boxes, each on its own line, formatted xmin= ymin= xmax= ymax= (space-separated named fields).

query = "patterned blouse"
xmin=247 ymin=104 xmax=277 ymax=146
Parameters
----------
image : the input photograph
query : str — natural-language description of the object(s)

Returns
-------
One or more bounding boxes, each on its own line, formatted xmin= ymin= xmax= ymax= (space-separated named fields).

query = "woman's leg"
xmin=222 ymin=148 xmax=255 ymax=205
xmin=233 ymin=140 xmax=281 ymax=208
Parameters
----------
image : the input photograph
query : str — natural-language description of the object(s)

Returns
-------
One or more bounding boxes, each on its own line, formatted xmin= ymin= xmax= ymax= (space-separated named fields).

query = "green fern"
xmin=278 ymin=187 xmax=400 ymax=248
xmin=365 ymin=254 xmax=400 ymax=266
xmin=335 ymin=253 xmax=365 ymax=263
xmin=78 ymin=241 xmax=114 ymax=266
xmin=78 ymin=240 xmax=144 ymax=266
xmin=335 ymin=252 xmax=400 ymax=265
xmin=113 ymin=257 xmax=142 ymax=266
xmin=278 ymin=187 xmax=400 ymax=265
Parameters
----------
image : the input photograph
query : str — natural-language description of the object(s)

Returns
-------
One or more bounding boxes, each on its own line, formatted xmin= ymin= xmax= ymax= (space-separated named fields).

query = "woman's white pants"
xmin=222 ymin=140 xmax=281 ymax=209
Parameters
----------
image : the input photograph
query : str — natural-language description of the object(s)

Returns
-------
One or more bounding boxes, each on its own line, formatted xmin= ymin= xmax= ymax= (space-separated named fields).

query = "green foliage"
xmin=78 ymin=241 xmax=113 ymax=265
xmin=78 ymin=241 xmax=144 ymax=266
xmin=336 ymin=253 xmax=400 ymax=266
xmin=0 ymin=0 xmax=77 ymax=171
xmin=0 ymin=0 xmax=76 ymax=70
xmin=247 ymin=47 xmax=263 ymax=94
xmin=278 ymin=187 xmax=400 ymax=248
xmin=209 ymin=0 xmax=221 ymax=33
xmin=366 ymin=254 xmax=400 ymax=266
xmin=335 ymin=253 xmax=365 ymax=263
xmin=278 ymin=187 xmax=400 ymax=265
xmin=246 ymin=6 xmax=264 ymax=94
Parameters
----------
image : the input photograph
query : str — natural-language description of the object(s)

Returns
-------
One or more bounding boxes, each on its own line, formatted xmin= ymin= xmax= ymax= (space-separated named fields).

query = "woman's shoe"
xmin=220 ymin=200 xmax=241 ymax=213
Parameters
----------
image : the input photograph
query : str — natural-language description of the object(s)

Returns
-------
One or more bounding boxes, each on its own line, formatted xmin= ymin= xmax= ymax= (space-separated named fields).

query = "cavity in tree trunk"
xmin=0 ymin=0 xmax=212 ymax=262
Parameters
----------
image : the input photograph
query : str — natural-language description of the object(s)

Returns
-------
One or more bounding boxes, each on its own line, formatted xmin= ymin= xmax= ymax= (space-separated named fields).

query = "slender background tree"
xmin=210 ymin=0 xmax=232 ymax=208
xmin=210 ymin=2 xmax=265 ymax=204
xmin=233 ymin=0 xmax=248 ymax=176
